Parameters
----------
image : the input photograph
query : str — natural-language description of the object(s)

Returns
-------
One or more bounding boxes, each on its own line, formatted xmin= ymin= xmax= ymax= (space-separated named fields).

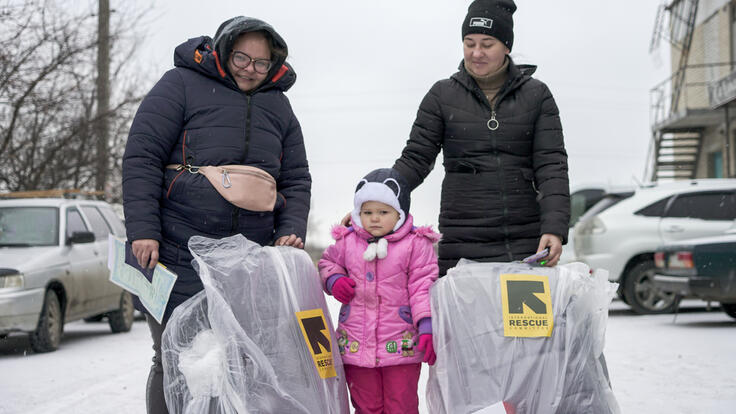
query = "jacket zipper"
xmin=486 ymin=79 xmax=514 ymax=131
xmin=487 ymin=82 xmax=515 ymax=260
xmin=244 ymin=95 xmax=252 ymax=160
xmin=230 ymin=95 xmax=253 ymax=234
xmin=374 ymin=261 xmax=381 ymax=366
xmin=220 ymin=168 xmax=276 ymax=184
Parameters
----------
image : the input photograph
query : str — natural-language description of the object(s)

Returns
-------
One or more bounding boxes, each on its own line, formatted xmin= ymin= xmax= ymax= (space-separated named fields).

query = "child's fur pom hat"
xmin=352 ymin=168 xmax=410 ymax=232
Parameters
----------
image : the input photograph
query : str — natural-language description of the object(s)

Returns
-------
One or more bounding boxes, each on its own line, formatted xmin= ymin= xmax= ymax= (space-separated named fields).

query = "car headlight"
xmin=0 ymin=271 xmax=24 ymax=289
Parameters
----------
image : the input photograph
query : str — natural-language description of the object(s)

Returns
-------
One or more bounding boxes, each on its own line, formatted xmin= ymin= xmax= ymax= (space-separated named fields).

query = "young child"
xmin=319 ymin=168 xmax=440 ymax=414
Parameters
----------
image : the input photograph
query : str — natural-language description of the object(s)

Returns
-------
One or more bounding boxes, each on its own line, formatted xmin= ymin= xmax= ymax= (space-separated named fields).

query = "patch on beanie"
xmin=469 ymin=17 xmax=493 ymax=29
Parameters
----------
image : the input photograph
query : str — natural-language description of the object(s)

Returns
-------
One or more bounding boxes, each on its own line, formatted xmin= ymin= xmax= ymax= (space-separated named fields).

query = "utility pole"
xmin=95 ymin=0 xmax=110 ymax=195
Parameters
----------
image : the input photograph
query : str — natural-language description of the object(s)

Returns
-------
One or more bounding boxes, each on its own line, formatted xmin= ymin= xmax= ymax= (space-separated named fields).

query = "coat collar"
xmin=451 ymin=56 xmax=536 ymax=108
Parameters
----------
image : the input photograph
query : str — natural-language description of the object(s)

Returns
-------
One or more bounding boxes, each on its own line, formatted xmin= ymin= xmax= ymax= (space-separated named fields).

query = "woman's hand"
xmin=537 ymin=233 xmax=562 ymax=267
xmin=131 ymin=239 xmax=160 ymax=269
xmin=340 ymin=211 xmax=351 ymax=227
xmin=275 ymin=234 xmax=304 ymax=249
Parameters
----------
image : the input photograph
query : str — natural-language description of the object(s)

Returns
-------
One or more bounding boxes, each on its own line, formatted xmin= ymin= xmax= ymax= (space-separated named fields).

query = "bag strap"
xmin=166 ymin=164 xmax=202 ymax=173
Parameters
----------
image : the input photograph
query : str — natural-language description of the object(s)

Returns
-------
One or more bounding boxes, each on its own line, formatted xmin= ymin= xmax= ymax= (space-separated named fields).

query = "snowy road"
xmin=1 ymin=300 xmax=734 ymax=413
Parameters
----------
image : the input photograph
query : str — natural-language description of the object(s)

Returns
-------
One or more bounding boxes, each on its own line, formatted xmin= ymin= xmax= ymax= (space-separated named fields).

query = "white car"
xmin=573 ymin=179 xmax=736 ymax=314
xmin=0 ymin=197 xmax=134 ymax=352
xmin=559 ymin=183 xmax=635 ymax=264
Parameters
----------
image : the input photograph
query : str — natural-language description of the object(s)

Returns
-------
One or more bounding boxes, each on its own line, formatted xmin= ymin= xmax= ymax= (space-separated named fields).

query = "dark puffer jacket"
xmin=393 ymin=58 xmax=569 ymax=275
xmin=122 ymin=18 xmax=311 ymax=320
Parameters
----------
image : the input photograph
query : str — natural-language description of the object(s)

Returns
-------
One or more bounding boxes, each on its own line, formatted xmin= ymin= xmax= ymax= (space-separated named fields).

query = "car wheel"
xmin=616 ymin=285 xmax=629 ymax=304
xmin=721 ymin=303 xmax=736 ymax=319
xmin=623 ymin=260 xmax=681 ymax=314
xmin=29 ymin=290 xmax=63 ymax=353
xmin=108 ymin=291 xmax=134 ymax=333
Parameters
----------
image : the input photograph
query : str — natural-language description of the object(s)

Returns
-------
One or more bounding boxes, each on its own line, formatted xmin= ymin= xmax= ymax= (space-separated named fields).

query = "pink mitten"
xmin=417 ymin=334 xmax=436 ymax=365
xmin=331 ymin=277 xmax=356 ymax=304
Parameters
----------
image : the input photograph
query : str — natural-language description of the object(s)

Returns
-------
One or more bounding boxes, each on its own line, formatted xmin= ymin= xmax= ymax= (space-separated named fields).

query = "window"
xmin=81 ymin=206 xmax=111 ymax=240
xmin=0 ymin=207 xmax=59 ymax=247
xmin=66 ymin=208 xmax=88 ymax=239
xmin=578 ymin=192 xmax=634 ymax=223
xmin=665 ymin=192 xmax=736 ymax=220
xmin=708 ymin=151 xmax=723 ymax=178
xmin=732 ymin=0 xmax=736 ymax=71
xmin=98 ymin=206 xmax=126 ymax=237
xmin=635 ymin=197 xmax=671 ymax=217
xmin=570 ymin=189 xmax=606 ymax=227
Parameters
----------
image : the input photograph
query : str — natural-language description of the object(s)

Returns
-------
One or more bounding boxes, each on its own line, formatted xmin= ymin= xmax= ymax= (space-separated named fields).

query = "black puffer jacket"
xmin=122 ymin=18 xmax=311 ymax=319
xmin=393 ymin=58 xmax=569 ymax=275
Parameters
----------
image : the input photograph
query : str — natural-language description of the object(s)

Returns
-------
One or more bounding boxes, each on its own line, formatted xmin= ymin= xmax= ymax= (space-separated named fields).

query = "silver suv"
xmin=0 ymin=197 xmax=134 ymax=352
xmin=573 ymin=179 xmax=736 ymax=314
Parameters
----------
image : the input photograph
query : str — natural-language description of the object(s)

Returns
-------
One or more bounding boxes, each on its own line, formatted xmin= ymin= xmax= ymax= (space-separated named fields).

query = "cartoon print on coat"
xmin=337 ymin=329 xmax=348 ymax=355
xmin=401 ymin=331 xmax=415 ymax=357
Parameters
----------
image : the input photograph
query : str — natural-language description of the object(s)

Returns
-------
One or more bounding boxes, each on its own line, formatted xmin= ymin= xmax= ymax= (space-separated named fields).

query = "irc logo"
xmin=500 ymin=274 xmax=554 ymax=337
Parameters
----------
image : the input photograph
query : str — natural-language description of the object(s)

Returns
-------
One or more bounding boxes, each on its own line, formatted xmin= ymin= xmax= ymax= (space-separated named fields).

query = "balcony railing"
xmin=650 ymin=62 xmax=735 ymax=130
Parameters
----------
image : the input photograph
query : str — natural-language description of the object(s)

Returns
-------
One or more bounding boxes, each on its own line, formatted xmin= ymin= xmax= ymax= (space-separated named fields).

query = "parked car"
xmin=560 ymin=183 xmax=634 ymax=264
xmin=0 ymin=197 xmax=134 ymax=352
xmin=573 ymin=179 xmax=736 ymax=314
xmin=652 ymin=232 xmax=736 ymax=319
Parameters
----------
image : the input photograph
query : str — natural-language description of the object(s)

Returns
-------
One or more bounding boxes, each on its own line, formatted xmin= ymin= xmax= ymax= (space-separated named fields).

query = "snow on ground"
xmin=604 ymin=300 xmax=736 ymax=414
xmin=1 ymin=300 xmax=734 ymax=413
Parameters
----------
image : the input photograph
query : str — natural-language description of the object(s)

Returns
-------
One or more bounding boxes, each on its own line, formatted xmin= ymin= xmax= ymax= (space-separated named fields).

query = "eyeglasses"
xmin=230 ymin=51 xmax=272 ymax=74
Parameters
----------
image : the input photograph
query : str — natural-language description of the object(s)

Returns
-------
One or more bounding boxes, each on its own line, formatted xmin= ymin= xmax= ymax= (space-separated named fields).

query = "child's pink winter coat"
xmin=318 ymin=215 xmax=440 ymax=368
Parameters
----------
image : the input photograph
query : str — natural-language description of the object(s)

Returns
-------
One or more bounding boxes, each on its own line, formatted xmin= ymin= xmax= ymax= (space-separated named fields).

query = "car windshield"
xmin=0 ymin=207 xmax=59 ymax=247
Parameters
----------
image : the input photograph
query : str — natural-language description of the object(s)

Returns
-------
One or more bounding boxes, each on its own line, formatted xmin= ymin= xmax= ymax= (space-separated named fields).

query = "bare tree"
xmin=0 ymin=0 xmax=149 ymax=201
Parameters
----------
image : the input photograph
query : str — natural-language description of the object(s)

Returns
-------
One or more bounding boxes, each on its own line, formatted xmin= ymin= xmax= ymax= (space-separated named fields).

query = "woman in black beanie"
xmin=393 ymin=0 xmax=570 ymax=275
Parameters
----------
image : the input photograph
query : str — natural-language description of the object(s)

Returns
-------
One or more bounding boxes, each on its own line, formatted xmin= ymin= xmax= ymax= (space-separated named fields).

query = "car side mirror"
xmin=68 ymin=231 xmax=95 ymax=244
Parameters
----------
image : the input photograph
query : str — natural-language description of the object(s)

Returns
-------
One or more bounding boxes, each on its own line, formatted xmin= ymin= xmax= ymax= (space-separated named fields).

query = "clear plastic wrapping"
xmin=162 ymin=235 xmax=349 ymax=414
xmin=427 ymin=261 xmax=620 ymax=414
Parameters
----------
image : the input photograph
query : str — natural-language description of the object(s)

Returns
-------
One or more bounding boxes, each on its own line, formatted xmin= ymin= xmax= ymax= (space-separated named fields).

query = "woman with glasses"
xmin=393 ymin=0 xmax=570 ymax=275
xmin=122 ymin=16 xmax=311 ymax=413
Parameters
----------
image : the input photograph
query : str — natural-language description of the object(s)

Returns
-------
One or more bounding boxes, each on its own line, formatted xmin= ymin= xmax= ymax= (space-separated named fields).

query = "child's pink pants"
xmin=343 ymin=363 xmax=422 ymax=414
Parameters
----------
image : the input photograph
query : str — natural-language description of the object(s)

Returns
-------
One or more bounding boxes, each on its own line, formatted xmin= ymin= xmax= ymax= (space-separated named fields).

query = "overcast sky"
xmin=128 ymin=0 xmax=669 ymax=246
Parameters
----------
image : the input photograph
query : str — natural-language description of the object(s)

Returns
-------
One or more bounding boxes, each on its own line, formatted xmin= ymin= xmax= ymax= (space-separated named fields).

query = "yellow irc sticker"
xmin=500 ymin=273 xmax=554 ymax=337
xmin=295 ymin=309 xmax=337 ymax=378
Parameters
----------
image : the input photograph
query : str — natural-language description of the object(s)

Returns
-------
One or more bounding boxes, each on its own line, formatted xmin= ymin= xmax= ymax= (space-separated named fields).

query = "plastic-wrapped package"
xmin=427 ymin=261 xmax=620 ymax=414
xmin=162 ymin=235 xmax=349 ymax=414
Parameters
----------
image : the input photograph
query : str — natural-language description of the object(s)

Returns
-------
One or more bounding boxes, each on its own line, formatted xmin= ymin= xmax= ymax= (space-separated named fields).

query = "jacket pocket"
xmin=339 ymin=304 xmax=350 ymax=323
xmin=521 ymin=168 xmax=538 ymax=194
xmin=165 ymin=169 xmax=186 ymax=200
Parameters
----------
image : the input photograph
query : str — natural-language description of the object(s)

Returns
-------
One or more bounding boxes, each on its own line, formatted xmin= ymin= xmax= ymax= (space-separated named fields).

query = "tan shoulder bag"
xmin=167 ymin=164 xmax=277 ymax=212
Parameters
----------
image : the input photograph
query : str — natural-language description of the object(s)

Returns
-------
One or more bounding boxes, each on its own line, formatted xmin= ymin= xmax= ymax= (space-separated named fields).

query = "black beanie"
xmin=461 ymin=0 xmax=516 ymax=51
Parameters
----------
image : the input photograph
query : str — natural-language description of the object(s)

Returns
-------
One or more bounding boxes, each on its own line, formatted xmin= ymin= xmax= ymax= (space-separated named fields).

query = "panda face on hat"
xmin=352 ymin=169 xmax=410 ymax=233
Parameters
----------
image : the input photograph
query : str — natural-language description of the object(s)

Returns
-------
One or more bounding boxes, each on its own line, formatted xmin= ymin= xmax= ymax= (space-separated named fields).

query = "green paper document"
xmin=107 ymin=235 xmax=177 ymax=324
